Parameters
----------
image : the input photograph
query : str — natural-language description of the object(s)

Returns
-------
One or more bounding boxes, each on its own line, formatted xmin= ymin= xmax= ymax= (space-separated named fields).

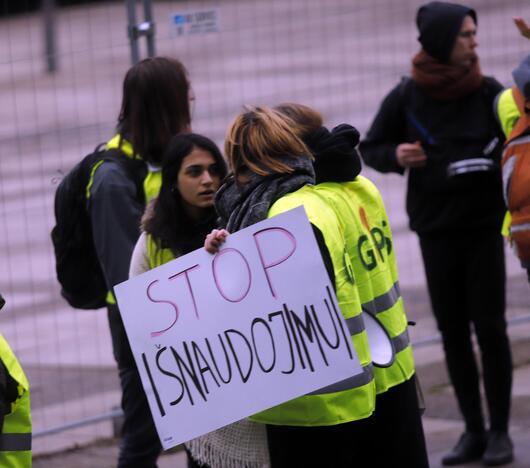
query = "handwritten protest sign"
xmin=114 ymin=206 xmax=362 ymax=449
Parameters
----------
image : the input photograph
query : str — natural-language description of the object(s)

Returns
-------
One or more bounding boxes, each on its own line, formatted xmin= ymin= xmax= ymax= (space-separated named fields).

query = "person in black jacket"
xmin=89 ymin=57 xmax=192 ymax=468
xmin=360 ymin=2 xmax=513 ymax=466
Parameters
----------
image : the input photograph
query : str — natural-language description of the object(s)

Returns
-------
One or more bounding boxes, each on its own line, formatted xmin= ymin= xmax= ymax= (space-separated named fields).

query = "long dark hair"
xmin=117 ymin=56 xmax=191 ymax=164
xmin=143 ymin=133 xmax=227 ymax=252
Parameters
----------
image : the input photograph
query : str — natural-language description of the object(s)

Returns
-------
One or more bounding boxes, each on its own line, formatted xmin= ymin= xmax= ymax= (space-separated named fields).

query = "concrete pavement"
xmin=33 ymin=279 xmax=530 ymax=467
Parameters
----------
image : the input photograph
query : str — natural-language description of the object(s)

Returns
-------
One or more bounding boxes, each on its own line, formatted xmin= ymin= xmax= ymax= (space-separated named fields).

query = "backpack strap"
xmin=85 ymin=147 xmax=146 ymax=205
xmin=398 ymin=77 xmax=438 ymax=146
xmin=102 ymin=149 xmax=146 ymax=204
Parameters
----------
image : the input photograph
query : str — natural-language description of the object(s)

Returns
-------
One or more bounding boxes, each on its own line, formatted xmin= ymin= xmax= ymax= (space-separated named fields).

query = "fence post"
xmin=126 ymin=0 xmax=156 ymax=65
xmin=143 ymin=0 xmax=156 ymax=58
xmin=42 ymin=0 xmax=57 ymax=73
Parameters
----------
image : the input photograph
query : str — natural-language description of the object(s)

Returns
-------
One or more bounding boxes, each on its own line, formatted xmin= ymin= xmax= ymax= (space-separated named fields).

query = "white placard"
xmin=114 ymin=206 xmax=362 ymax=449
xmin=170 ymin=8 xmax=220 ymax=37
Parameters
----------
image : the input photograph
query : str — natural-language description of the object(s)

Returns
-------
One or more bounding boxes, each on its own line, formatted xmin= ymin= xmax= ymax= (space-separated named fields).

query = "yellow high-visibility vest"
xmin=495 ymin=88 xmax=521 ymax=237
xmin=250 ymin=185 xmax=376 ymax=426
xmin=315 ymin=176 xmax=415 ymax=394
xmin=146 ymin=234 xmax=176 ymax=269
xmin=0 ymin=334 xmax=32 ymax=468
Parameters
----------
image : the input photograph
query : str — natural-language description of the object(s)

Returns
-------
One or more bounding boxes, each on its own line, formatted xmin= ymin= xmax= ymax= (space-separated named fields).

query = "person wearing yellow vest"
xmin=271 ymin=103 xmax=428 ymax=466
xmin=495 ymin=53 xmax=530 ymax=284
xmin=208 ymin=106 xmax=379 ymax=467
xmin=129 ymin=133 xmax=235 ymax=468
xmin=0 ymin=295 xmax=31 ymax=468
xmin=88 ymin=57 xmax=192 ymax=468
xmin=494 ymin=16 xmax=530 ymax=137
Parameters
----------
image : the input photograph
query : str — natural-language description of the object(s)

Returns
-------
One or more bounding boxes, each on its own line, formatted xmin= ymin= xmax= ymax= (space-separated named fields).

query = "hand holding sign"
xmin=204 ymin=228 xmax=229 ymax=253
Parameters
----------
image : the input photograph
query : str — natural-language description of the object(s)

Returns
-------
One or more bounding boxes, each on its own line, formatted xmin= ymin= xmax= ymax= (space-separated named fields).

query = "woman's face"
xmin=177 ymin=147 xmax=222 ymax=218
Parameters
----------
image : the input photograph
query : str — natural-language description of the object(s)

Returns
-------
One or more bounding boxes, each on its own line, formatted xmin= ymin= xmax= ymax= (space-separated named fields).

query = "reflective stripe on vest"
xmin=392 ymin=328 xmax=410 ymax=354
xmin=503 ymin=134 xmax=530 ymax=151
xmin=345 ymin=314 xmax=365 ymax=335
xmin=510 ymin=222 xmax=530 ymax=233
xmin=307 ymin=306 xmax=373 ymax=396
xmin=362 ymin=281 xmax=401 ymax=316
xmin=250 ymin=186 xmax=376 ymax=426
xmin=361 ymin=283 xmax=411 ymax=353
xmin=309 ymin=364 xmax=374 ymax=395
xmin=314 ymin=178 xmax=415 ymax=395
xmin=0 ymin=433 xmax=32 ymax=452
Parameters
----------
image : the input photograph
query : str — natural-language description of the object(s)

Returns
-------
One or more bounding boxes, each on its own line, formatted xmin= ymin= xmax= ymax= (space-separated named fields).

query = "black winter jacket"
xmin=89 ymin=160 xmax=147 ymax=293
xmin=360 ymin=76 xmax=505 ymax=235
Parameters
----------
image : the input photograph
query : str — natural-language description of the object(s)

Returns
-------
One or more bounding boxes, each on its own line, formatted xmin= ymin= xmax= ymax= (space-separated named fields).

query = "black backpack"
xmin=51 ymin=144 xmax=145 ymax=309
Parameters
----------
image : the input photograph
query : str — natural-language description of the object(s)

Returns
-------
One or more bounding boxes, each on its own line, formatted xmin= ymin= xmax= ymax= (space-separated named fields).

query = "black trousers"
xmin=266 ymin=376 xmax=429 ymax=468
xmin=107 ymin=304 xmax=162 ymax=468
xmin=419 ymin=229 xmax=512 ymax=433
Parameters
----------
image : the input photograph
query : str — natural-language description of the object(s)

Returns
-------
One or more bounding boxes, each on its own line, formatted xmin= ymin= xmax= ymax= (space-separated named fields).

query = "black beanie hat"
xmin=416 ymin=1 xmax=477 ymax=63
xmin=307 ymin=124 xmax=362 ymax=185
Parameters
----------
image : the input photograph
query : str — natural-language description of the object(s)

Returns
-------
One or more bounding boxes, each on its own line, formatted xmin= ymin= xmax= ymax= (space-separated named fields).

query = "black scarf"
xmin=172 ymin=211 xmax=218 ymax=256
xmin=215 ymin=154 xmax=315 ymax=232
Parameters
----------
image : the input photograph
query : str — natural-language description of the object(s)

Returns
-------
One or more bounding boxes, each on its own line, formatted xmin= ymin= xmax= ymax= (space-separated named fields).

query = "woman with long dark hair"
xmin=130 ymin=133 xmax=227 ymax=275
xmin=129 ymin=133 xmax=244 ymax=468
xmin=88 ymin=56 xmax=192 ymax=467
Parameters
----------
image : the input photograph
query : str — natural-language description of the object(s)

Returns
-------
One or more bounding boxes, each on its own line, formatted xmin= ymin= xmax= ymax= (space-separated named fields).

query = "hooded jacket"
xmin=360 ymin=2 xmax=505 ymax=235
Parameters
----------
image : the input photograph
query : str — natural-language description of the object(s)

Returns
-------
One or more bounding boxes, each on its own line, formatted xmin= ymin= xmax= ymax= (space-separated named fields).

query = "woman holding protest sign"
xmin=206 ymin=106 xmax=379 ymax=468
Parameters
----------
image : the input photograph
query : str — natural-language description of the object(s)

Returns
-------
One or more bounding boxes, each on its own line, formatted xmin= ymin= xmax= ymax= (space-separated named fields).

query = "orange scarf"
xmin=411 ymin=50 xmax=483 ymax=100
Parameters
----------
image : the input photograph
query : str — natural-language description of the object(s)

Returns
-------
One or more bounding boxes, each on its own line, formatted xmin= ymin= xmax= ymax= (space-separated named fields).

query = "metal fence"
xmin=1 ymin=0 xmax=529 ymax=455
